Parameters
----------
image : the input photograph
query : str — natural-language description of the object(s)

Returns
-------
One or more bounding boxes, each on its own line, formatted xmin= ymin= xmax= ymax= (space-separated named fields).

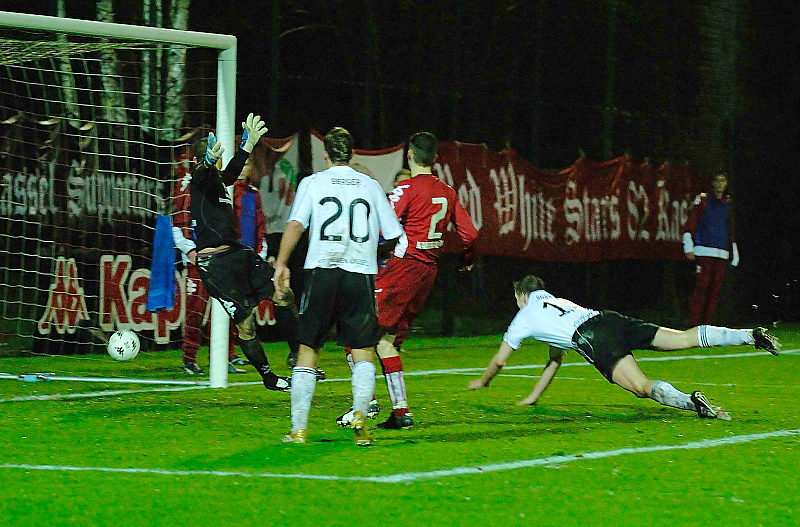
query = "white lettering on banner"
xmin=563 ymin=181 xmax=621 ymax=245
xmin=626 ymin=180 xmax=651 ymax=241
xmin=437 ymin=162 xmax=455 ymax=188
xmin=564 ymin=180 xmax=582 ymax=245
xmin=516 ymin=174 xmax=556 ymax=249
xmin=2 ymin=157 xmax=157 ymax=223
xmin=489 ymin=165 xmax=517 ymax=235
xmin=458 ymin=169 xmax=483 ymax=231
xmin=1 ymin=164 xmax=57 ymax=217
xmin=655 ymin=183 xmax=689 ymax=242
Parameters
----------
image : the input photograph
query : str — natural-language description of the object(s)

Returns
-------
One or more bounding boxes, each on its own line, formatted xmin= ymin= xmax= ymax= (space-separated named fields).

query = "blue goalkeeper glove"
xmin=204 ymin=132 xmax=224 ymax=166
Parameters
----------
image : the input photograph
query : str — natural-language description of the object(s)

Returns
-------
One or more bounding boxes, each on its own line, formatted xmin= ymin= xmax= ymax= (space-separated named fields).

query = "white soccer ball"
xmin=107 ymin=330 xmax=140 ymax=361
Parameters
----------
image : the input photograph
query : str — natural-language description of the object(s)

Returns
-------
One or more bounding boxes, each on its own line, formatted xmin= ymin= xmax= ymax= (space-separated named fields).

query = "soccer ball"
xmin=106 ymin=330 xmax=140 ymax=361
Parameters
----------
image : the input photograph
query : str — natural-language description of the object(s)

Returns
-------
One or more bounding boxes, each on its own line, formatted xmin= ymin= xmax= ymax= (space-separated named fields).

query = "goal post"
xmin=0 ymin=10 xmax=236 ymax=388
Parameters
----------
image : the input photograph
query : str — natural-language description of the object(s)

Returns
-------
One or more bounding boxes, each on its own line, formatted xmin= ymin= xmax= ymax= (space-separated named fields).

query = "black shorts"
xmin=571 ymin=310 xmax=660 ymax=382
xmin=196 ymin=246 xmax=275 ymax=324
xmin=298 ymin=267 xmax=381 ymax=350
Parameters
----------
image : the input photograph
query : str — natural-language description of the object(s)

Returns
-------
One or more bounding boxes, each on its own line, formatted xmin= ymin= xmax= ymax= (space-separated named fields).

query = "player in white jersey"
xmin=469 ymin=274 xmax=781 ymax=419
xmin=274 ymin=127 xmax=404 ymax=446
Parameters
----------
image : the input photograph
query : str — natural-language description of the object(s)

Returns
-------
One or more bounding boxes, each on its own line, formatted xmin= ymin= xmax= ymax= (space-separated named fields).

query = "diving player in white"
xmin=469 ymin=274 xmax=781 ymax=419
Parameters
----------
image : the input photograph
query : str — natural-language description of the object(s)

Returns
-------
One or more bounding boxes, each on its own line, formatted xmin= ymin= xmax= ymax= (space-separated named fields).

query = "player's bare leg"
xmin=651 ymin=325 xmax=779 ymax=354
xmin=611 ymin=355 xmax=730 ymax=420
xmin=376 ymin=333 xmax=413 ymax=429
xmin=235 ymin=314 xmax=290 ymax=391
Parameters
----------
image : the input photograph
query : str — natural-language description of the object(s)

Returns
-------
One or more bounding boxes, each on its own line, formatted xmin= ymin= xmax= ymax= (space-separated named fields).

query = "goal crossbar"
xmin=0 ymin=10 xmax=235 ymax=50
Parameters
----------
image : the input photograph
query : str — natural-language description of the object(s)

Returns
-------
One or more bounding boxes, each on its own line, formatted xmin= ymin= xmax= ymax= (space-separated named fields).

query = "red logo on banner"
xmin=99 ymin=255 xmax=185 ymax=344
xmin=37 ymin=257 xmax=90 ymax=335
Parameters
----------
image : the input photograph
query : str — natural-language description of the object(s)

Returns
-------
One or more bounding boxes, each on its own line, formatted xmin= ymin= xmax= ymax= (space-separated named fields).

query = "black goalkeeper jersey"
xmin=190 ymin=148 xmax=250 ymax=251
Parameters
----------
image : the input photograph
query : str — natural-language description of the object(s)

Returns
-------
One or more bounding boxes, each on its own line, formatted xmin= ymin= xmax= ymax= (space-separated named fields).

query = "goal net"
xmin=0 ymin=11 xmax=237 ymax=387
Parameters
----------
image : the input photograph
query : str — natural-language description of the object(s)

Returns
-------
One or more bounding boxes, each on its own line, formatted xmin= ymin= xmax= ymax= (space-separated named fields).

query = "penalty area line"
xmin=1 ymin=429 xmax=798 ymax=484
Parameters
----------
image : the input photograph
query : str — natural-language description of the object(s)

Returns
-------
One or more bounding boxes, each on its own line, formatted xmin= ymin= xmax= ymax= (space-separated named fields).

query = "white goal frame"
xmin=0 ymin=10 xmax=237 ymax=388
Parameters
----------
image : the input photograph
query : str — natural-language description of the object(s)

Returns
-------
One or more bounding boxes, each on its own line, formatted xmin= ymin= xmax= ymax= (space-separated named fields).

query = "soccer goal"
xmin=0 ymin=10 xmax=236 ymax=388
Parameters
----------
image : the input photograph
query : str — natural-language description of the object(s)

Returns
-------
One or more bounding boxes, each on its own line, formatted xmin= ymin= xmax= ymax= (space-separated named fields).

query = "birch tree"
xmin=163 ymin=0 xmax=191 ymax=141
xmin=95 ymin=0 xmax=126 ymax=123
xmin=55 ymin=0 xmax=80 ymax=125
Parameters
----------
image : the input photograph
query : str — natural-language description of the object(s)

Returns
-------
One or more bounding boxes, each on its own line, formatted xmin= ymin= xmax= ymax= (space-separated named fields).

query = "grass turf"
xmin=0 ymin=328 xmax=798 ymax=526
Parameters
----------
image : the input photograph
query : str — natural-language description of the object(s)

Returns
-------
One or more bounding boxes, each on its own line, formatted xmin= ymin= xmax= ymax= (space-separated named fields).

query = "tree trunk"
xmin=140 ymin=0 xmax=153 ymax=130
xmin=95 ymin=0 xmax=126 ymax=123
xmin=55 ymin=0 xmax=80 ymax=125
xmin=163 ymin=0 xmax=191 ymax=141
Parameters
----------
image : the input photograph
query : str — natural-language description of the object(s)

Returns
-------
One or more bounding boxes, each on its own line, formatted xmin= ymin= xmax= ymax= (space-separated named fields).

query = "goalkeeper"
xmin=190 ymin=113 xmax=290 ymax=392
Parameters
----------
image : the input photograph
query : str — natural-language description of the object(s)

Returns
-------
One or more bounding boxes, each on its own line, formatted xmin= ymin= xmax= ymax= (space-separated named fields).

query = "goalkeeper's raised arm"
xmin=194 ymin=113 xmax=268 ymax=187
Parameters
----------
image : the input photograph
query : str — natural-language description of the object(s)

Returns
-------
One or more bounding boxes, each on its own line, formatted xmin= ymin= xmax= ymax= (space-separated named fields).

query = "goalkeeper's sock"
xmin=290 ymin=366 xmax=317 ymax=432
xmin=344 ymin=347 xmax=355 ymax=372
xmin=351 ymin=361 xmax=376 ymax=418
xmin=650 ymin=381 xmax=695 ymax=411
xmin=697 ymin=326 xmax=754 ymax=347
xmin=380 ymin=355 xmax=410 ymax=416
xmin=238 ymin=337 xmax=272 ymax=378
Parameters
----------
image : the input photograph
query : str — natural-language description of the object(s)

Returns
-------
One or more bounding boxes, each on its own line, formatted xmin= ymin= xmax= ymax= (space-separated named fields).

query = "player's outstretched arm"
xmin=517 ymin=346 xmax=565 ymax=406
xmin=468 ymin=340 xmax=515 ymax=390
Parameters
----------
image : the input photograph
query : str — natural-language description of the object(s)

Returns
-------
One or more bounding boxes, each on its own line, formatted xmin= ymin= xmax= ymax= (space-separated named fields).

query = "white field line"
xmin=1 ymin=428 xmax=797 ymax=484
xmin=0 ymin=384 xmax=211 ymax=403
xmin=466 ymin=373 xmax=800 ymax=390
xmin=2 ymin=348 xmax=797 ymax=404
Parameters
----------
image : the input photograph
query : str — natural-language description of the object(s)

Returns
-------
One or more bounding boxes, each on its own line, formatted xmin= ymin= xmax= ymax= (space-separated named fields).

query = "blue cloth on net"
xmin=146 ymin=214 xmax=177 ymax=312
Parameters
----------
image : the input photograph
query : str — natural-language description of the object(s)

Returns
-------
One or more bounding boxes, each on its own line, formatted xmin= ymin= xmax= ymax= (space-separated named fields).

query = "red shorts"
xmin=375 ymin=257 xmax=437 ymax=333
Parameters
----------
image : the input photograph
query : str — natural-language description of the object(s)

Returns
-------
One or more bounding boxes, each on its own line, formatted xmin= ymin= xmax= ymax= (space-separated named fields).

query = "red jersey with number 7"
xmin=388 ymin=173 xmax=477 ymax=265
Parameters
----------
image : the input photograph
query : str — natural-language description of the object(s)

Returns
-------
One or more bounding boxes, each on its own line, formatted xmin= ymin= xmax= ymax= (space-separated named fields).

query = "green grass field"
xmin=1 ymin=327 xmax=798 ymax=526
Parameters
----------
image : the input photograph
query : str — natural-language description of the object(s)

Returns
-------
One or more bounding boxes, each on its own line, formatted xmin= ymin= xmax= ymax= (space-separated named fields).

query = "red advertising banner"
xmin=432 ymin=142 xmax=704 ymax=261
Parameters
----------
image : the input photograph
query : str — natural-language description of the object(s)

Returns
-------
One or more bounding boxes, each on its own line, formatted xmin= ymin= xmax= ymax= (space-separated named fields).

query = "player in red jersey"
xmin=339 ymin=132 xmax=478 ymax=430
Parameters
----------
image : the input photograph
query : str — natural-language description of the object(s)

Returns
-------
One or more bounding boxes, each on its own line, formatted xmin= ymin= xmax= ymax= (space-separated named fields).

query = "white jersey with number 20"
xmin=289 ymin=165 xmax=404 ymax=275
xmin=503 ymin=290 xmax=600 ymax=350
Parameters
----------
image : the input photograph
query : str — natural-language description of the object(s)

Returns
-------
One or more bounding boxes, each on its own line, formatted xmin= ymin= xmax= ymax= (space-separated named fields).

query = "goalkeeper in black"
xmin=190 ymin=113 xmax=290 ymax=391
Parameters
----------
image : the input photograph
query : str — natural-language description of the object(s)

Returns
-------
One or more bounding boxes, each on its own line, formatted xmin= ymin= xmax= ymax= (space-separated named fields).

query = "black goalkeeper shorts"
xmin=571 ymin=310 xmax=660 ymax=382
xmin=196 ymin=245 xmax=275 ymax=324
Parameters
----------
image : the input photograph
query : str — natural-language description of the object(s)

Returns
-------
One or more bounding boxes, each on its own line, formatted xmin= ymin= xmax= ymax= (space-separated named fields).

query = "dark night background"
xmin=3 ymin=1 xmax=799 ymax=328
